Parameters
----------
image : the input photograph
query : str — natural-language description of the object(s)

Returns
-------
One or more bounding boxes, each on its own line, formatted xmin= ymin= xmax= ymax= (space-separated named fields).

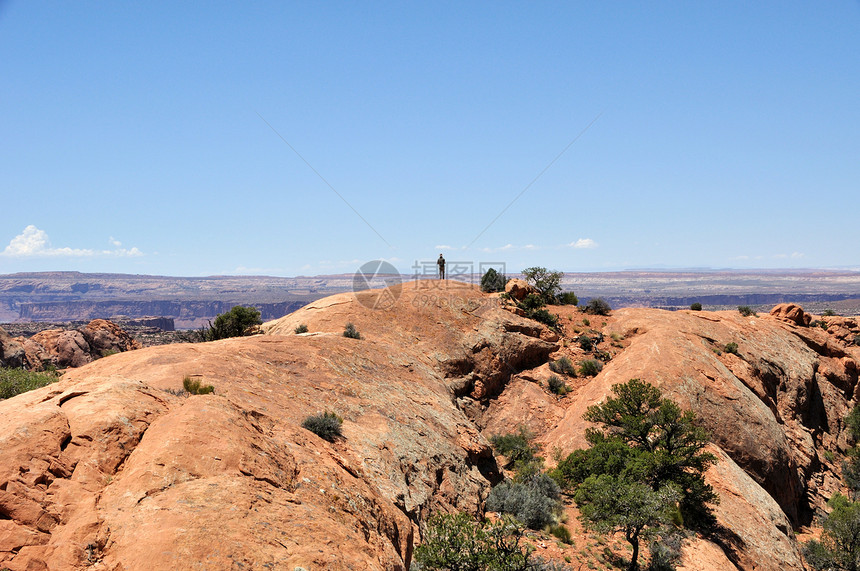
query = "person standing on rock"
xmin=437 ymin=254 xmax=446 ymax=280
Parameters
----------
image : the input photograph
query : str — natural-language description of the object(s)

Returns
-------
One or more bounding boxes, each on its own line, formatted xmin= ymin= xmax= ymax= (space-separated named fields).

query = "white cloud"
xmin=434 ymin=245 xmax=464 ymax=251
xmin=791 ymin=252 xmax=804 ymax=259
xmin=1 ymin=225 xmax=143 ymax=258
xmin=568 ymin=238 xmax=598 ymax=249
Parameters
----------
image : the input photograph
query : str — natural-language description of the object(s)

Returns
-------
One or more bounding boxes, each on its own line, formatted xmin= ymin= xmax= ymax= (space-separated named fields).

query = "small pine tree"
xmin=481 ymin=268 xmax=507 ymax=293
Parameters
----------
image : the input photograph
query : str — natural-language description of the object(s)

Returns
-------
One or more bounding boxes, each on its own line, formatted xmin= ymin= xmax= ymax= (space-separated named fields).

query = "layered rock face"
xmin=1 ymin=280 xmax=858 ymax=570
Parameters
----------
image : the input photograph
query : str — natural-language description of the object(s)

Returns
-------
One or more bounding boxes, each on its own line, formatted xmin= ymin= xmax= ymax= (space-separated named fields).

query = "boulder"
xmin=81 ymin=319 xmax=141 ymax=356
xmin=770 ymin=303 xmax=811 ymax=326
xmin=30 ymin=329 xmax=92 ymax=368
xmin=504 ymin=278 xmax=537 ymax=301
xmin=0 ymin=326 xmax=28 ymax=368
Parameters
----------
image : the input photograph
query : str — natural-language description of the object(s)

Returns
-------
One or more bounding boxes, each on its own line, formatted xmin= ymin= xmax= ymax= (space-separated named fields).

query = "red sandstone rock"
xmin=770 ymin=303 xmax=812 ymax=326
xmin=1 ymin=283 xmax=857 ymax=570
xmin=504 ymin=278 xmax=537 ymax=301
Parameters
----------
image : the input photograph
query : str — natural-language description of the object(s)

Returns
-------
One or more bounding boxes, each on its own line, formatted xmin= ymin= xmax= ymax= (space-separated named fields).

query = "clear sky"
xmin=2 ymin=1 xmax=858 ymax=278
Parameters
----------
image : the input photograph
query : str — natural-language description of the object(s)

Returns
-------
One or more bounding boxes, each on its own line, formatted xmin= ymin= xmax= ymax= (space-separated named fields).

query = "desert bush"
xmin=548 ymin=375 xmax=569 ymax=395
xmin=203 ymin=305 xmax=262 ymax=341
xmin=723 ymin=342 xmax=738 ymax=355
xmin=481 ymin=268 xmax=507 ymax=293
xmin=519 ymin=293 xmax=545 ymax=311
xmin=690 ymin=302 xmax=702 ymax=311
xmin=0 ymin=367 xmax=59 ymax=400
xmin=487 ymin=473 xmax=561 ymax=529
xmin=549 ymin=523 xmax=573 ymax=544
xmin=579 ymin=359 xmax=603 ymax=377
xmin=853 ymin=335 xmax=860 ymax=347
xmin=823 ymin=309 xmax=837 ymax=317
xmin=737 ymin=306 xmax=756 ymax=317
xmin=183 ymin=376 xmax=214 ymax=395
xmin=528 ymin=309 xmax=559 ymax=328
xmin=491 ymin=427 xmax=541 ymax=470
xmin=302 ymin=411 xmax=343 ymax=441
xmin=647 ymin=534 xmax=683 ymax=571
xmin=582 ymin=318 xmax=590 ymax=326
xmin=559 ymin=291 xmax=579 ymax=306
xmin=413 ymin=513 xmax=533 ymax=570
xmin=803 ymin=493 xmax=860 ymax=571
xmin=343 ymin=323 xmax=361 ymax=339
xmin=578 ymin=334 xmax=594 ymax=351
xmin=549 ymin=356 xmax=577 ymax=376
xmin=294 ymin=324 xmax=309 ymax=334
xmin=584 ymin=298 xmax=612 ymax=316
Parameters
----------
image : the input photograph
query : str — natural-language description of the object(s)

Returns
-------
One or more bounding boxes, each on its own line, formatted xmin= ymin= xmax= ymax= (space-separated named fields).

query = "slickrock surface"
xmin=1 ymin=280 xmax=859 ymax=570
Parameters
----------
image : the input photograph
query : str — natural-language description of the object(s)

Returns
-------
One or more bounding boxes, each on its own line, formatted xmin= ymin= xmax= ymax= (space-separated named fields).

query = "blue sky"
xmin=2 ymin=1 xmax=858 ymax=277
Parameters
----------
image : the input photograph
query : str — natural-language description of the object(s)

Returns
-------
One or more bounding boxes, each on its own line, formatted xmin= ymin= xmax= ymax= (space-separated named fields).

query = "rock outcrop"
xmin=1 ymin=285 xmax=858 ymax=570
xmin=1 ymin=320 xmax=140 ymax=370
xmin=770 ymin=302 xmax=812 ymax=326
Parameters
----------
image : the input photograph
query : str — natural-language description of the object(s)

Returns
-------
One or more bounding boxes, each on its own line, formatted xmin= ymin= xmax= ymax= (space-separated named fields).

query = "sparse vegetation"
xmin=585 ymin=298 xmax=612 ymax=316
xmin=183 ymin=376 xmax=214 ymax=395
xmin=343 ymin=323 xmax=361 ymax=339
xmin=548 ymin=375 xmax=569 ymax=396
xmin=549 ymin=356 xmax=577 ymax=376
xmin=302 ymin=411 xmax=343 ymax=441
xmin=517 ymin=293 xmax=560 ymax=328
xmin=690 ymin=302 xmax=702 ymax=311
xmin=803 ymin=493 xmax=860 ymax=571
xmin=0 ymin=367 xmax=59 ymax=400
xmin=724 ymin=342 xmax=738 ymax=355
xmin=481 ymin=267 xmax=507 ymax=293
xmin=522 ymin=267 xmax=563 ymax=305
xmin=579 ymin=359 xmax=603 ymax=377
xmin=582 ymin=318 xmax=590 ymax=327
xmin=737 ymin=306 xmax=756 ymax=317
xmin=202 ymin=305 xmax=262 ymax=341
xmin=294 ymin=323 xmax=309 ymax=334
xmin=853 ymin=335 xmax=860 ymax=347
xmin=823 ymin=309 xmax=837 ymax=317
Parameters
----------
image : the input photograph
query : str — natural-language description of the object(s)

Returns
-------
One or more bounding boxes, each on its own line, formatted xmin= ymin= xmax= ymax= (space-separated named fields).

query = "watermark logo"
xmin=353 ymin=260 xmax=402 ymax=309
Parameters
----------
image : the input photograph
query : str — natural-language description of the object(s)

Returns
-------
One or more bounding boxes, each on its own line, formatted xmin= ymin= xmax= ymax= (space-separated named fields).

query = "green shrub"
xmin=0 ymin=368 xmax=59 ymax=400
xmin=823 ymin=309 xmax=837 ymax=317
xmin=491 ymin=427 xmax=541 ymax=469
xmin=853 ymin=335 xmax=860 ymax=347
xmin=413 ymin=513 xmax=533 ymax=570
xmin=549 ymin=523 xmax=573 ymax=544
xmin=584 ymin=298 xmax=611 ymax=316
xmin=549 ymin=356 xmax=577 ymax=376
xmin=528 ymin=309 xmax=559 ymax=328
xmin=559 ymin=291 xmax=579 ymax=306
xmin=519 ymin=293 xmax=545 ymax=311
xmin=481 ymin=268 xmax=507 ymax=293
xmin=294 ymin=323 xmax=309 ymax=334
xmin=343 ymin=323 xmax=361 ymax=339
xmin=579 ymin=359 xmax=603 ymax=377
xmin=582 ymin=318 xmax=590 ymax=326
xmin=737 ymin=306 xmax=756 ymax=317
xmin=203 ymin=305 xmax=262 ymax=341
xmin=302 ymin=411 xmax=343 ymax=441
xmin=724 ymin=342 xmax=738 ymax=355
xmin=578 ymin=334 xmax=594 ymax=351
xmin=548 ymin=375 xmax=569 ymax=395
xmin=690 ymin=302 xmax=702 ymax=311
xmin=183 ymin=376 xmax=214 ymax=395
